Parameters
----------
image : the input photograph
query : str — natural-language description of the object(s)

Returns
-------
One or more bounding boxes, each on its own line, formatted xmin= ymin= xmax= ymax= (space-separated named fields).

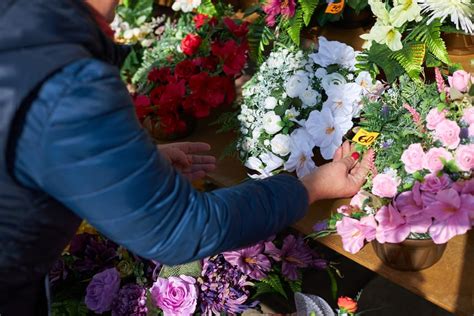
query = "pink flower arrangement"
xmin=150 ymin=275 xmax=198 ymax=315
xmin=371 ymin=173 xmax=400 ymax=198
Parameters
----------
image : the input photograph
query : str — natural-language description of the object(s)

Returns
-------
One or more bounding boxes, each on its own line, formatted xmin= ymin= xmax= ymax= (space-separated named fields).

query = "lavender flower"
xmin=382 ymin=139 xmax=394 ymax=149
xmin=381 ymin=104 xmax=390 ymax=119
xmin=265 ymin=235 xmax=313 ymax=280
xmin=312 ymin=220 xmax=328 ymax=232
xmin=85 ymin=268 xmax=121 ymax=314
xmin=222 ymin=242 xmax=271 ymax=280
xmin=198 ymin=255 xmax=257 ymax=315
xmin=112 ymin=284 xmax=147 ymax=316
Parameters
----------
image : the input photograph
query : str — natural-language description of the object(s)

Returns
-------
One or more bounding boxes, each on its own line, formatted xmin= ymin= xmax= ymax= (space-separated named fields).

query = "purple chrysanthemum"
xmin=265 ymin=235 xmax=313 ymax=280
xmin=222 ymin=242 xmax=271 ymax=280
xmin=198 ymin=255 xmax=257 ymax=315
xmin=112 ymin=284 xmax=148 ymax=316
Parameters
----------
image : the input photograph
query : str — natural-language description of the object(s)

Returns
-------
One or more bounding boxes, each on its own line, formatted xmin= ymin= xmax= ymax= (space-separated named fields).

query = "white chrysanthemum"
xmin=172 ymin=0 xmax=201 ymax=12
xmin=264 ymin=96 xmax=278 ymax=110
xmin=306 ymin=108 xmax=354 ymax=160
xmin=418 ymin=0 xmax=474 ymax=34
xmin=284 ymin=128 xmax=317 ymax=178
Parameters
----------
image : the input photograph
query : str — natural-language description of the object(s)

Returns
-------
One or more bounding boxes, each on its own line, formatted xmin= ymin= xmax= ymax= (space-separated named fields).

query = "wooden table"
xmin=181 ymin=119 xmax=474 ymax=316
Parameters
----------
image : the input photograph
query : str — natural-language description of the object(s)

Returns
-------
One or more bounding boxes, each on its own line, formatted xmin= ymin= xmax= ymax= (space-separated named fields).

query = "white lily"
xmin=323 ymin=83 xmax=362 ymax=118
xmin=284 ymin=128 xmax=317 ymax=178
xmin=391 ymin=0 xmax=422 ymax=26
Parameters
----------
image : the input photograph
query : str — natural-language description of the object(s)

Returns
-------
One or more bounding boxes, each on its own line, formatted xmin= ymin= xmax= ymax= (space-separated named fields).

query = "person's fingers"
xmin=174 ymin=142 xmax=211 ymax=154
xmin=348 ymin=149 xmax=373 ymax=186
xmin=333 ymin=145 xmax=343 ymax=161
xmin=342 ymin=140 xmax=351 ymax=157
xmin=336 ymin=154 xmax=358 ymax=173
xmin=190 ymin=154 xmax=216 ymax=165
xmin=168 ymin=148 xmax=191 ymax=169
xmin=182 ymin=170 xmax=207 ymax=181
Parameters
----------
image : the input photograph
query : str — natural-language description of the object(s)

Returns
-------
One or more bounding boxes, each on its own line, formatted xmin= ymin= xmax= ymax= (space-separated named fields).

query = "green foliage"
xmin=327 ymin=268 xmax=338 ymax=300
xmin=288 ymin=278 xmax=303 ymax=294
xmin=159 ymin=261 xmax=202 ymax=278
xmin=358 ymin=43 xmax=404 ymax=83
xmin=406 ymin=19 xmax=450 ymax=65
xmin=287 ymin=9 xmax=304 ymax=46
xmin=390 ymin=42 xmax=425 ymax=81
xmin=347 ymin=0 xmax=369 ymax=14
xmin=51 ymin=299 xmax=88 ymax=316
xmin=117 ymin=0 xmax=154 ymax=27
xmin=256 ymin=274 xmax=288 ymax=299
xmin=197 ymin=0 xmax=218 ymax=16
xmin=298 ymin=0 xmax=319 ymax=25
xmin=248 ymin=17 xmax=274 ymax=64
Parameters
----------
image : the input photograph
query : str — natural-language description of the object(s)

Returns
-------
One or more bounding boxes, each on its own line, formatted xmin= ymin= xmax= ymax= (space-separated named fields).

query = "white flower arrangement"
xmin=172 ymin=0 xmax=202 ymax=12
xmin=237 ymin=37 xmax=377 ymax=179
xmin=111 ymin=15 xmax=166 ymax=47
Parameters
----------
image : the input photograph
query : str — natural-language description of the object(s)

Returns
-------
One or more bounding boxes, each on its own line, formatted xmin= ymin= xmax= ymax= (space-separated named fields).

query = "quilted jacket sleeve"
xmin=14 ymin=59 xmax=309 ymax=265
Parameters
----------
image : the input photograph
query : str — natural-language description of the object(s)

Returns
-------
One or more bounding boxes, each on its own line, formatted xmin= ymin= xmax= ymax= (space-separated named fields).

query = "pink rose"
xmin=423 ymin=147 xmax=453 ymax=173
xmin=462 ymin=107 xmax=474 ymax=125
xmin=426 ymin=108 xmax=447 ymax=130
xmin=151 ymin=276 xmax=197 ymax=316
xmin=434 ymin=119 xmax=461 ymax=149
xmin=371 ymin=173 xmax=399 ymax=198
xmin=336 ymin=216 xmax=377 ymax=254
xmin=455 ymin=144 xmax=474 ymax=171
xmin=448 ymin=70 xmax=472 ymax=93
xmin=401 ymin=143 xmax=425 ymax=173
xmin=421 ymin=174 xmax=452 ymax=193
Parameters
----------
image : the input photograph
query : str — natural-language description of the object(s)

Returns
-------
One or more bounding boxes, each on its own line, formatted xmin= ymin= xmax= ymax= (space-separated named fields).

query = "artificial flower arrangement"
xmin=295 ymin=292 xmax=362 ymax=316
xmin=132 ymin=3 xmax=250 ymax=138
xmin=236 ymin=37 xmax=378 ymax=179
xmin=311 ymin=70 xmax=473 ymax=255
xmin=50 ymin=223 xmax=331 ymax=315
xmin=357 ymin=0 xmax=458 ymax=83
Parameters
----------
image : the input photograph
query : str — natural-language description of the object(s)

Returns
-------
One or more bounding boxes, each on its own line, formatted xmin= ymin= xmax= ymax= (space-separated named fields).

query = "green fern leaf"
xmin=391 ymin=42 xmax=425 ymax=81
xmin=288 ymin=277 xmax=303 ymax=294
xmin=298 ymin=0 xmax=319 ymax=26
xmin=287 ymin=9 xmax=304 ymax=46
xmin=364 ymin=43 xmax=405 ymax=83
xmin=407 ymin=19 xmax=450 ymax=65
xmin=197 ymin=0 xmax=217 ymax=16
xmin=248 ymin=17 xmax=272 ymax=64
xmin=261 ymin=274 xmax=288 ymax=299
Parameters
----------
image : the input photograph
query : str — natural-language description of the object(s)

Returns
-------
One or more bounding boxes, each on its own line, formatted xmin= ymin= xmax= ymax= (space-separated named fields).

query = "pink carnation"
xmin=462 ymin=107 xmax=474 ymax=125
xmin=434 ymin=119 xmax=461 ymax=149
xmin=448 ymin=70 xmax=472 ymax=93
xmin=401 ymin=143 xmax=425 ymax=173
xmin=426 ymin=108 xmax=447 ymax=130
xmin=425 ymin=189 xmax=473 ymax=244
xmin=371 ymin=173 xmax=399 ymax=198
xmin=455 ymin=144 xmax=474 ymax=171
xmin=336 ymin=216 xmax=377 ymax=254
xmin=423 ymin=147 xmax=453 ymax=173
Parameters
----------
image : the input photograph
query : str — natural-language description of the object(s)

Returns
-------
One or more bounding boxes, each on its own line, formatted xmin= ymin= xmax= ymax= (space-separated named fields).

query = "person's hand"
xmin=158 ymin=142 xmax=216 ymax=181
xmin=301 ymin=141 xmax=373 ymax=203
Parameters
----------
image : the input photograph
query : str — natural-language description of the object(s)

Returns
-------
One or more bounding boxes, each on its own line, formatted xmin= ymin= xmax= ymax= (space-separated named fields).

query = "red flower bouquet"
xmin=133 ymin=13 xmax=249 ymax=139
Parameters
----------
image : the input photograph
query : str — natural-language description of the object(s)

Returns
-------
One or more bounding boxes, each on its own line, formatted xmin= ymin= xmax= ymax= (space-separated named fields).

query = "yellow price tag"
xmin=325 ymin=0 xmax=345 ymax=14
xmin=352 ymin=128 xmax=379 ymax=146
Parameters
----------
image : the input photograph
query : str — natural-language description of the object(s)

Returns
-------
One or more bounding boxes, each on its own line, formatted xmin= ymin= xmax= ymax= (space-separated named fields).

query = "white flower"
xmin=309 ymin=37 xmax=357 ymax=70
xmin=245 ymin=156 xmax=271 ymax=179
xmin=264 ymin=96 xmax=278 ymax=110
xmin=306 ymin=107 xmax=353 ymax=160
xmin=315 ymin=68 xmax=328 ymax=79
xmin=347 ymin=73 xmax=355 ymax=81
xmin=360 ymin=24 xmax=403 ymax=51
xmin=323 ymin=83 xmax=362 ymax=117
xmin=260 ymin=152 xmax=284 ymax=173
xmin=391 ymin=0 xmax=422 ymax=26
xmin=300 ymin=88 xmax=321 ymax=107
xmin=418 ymin=0 xmax=474 ymax=34
xmin=321 ymin=72 xmax=347 ymax=92
xmin=123 ymin=29 xmax=135 ymax=40
xmin=141 ymin=39 xmax=153 ymax=47
xmin=284 ymin=128 xmax=317 ymax=178
xmin=262 ymin=111 xmax=283 ymax=135
xmin=271 ymin=134 xmax=291 ymax=156
xmin=285 ymin=74 xmax=309 ymax=98
xmin=355 ymin=71 xmax=374 ymax=92
xmin=285 ymin=108 xmax=300 ymax=120
xmin=172 ymin=0 xmax=201 ymax=12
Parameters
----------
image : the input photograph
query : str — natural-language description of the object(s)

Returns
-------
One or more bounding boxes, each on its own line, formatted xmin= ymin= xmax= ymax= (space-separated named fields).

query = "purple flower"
xmin=312 ymin=220 xmax=328 ymax=232
xmin=49 ymin=259 xmax=68 ymax=286
xmin=199 ymin=255 xmax=257 ymax=315
xmin=265 ymin=235 xmax=313 ymax=280
xmin=150 ymin=276 xmax=197 ymax=316
xmin=85 ymin=268 xmax=121 ymax=314
xmin=69 ymin=233 xmax=118 ymax=275
xmin=112 ymin=284 xmax=148 ymax=316
xmin=222 ymin=243 xmax=271 ymax=280
xmin=381 ymin=104 xmax=390 ymax=118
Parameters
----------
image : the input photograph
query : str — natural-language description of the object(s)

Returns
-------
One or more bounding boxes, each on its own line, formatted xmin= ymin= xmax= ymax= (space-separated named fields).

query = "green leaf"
xmin=287 ymin=9 xmax=304 ymax=46
xmin=347 ymin=0 xmax=368 ymax=14
xmin=51 ymin=299 xmax=88 ymax=316
xmin=288 ymin=277 xmax=303 ymax=294
xmin=159 ymin=261 xmax=202 ymax=278
xmin=253 ymin=282 xmax=276 ymax=299
xmin=261 ymin=274 xmax=288 ymax=299
xmin=360 ymin=43 xmax=405 ymax=83
xmin=425 ymin=52 xmax=442 ymax=67
xmin=327 ymin=268 xmax=339 ymax=300
xmin=298 ymin=0 xmax=319 ymax=26
xmin=197 ymin=0 xmax=218 ymax=16
xmin=391 ymin=42 xmax=425 ymax=81
xmin=407 ymin=19 xmax=450 ymax=65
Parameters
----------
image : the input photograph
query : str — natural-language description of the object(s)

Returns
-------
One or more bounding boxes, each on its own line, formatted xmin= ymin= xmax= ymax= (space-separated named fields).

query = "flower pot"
xmin=143 ymin=115 xmax=197 ymax=141
xmin=372 ymin=239 xmax=447 ymax=271
xmin=442 ymin=33 xmax=474 ymax=72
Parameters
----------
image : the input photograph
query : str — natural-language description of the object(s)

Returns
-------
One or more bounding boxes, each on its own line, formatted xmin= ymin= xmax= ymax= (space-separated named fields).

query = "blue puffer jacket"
xmin=0 ymin=0 xmax=308 ymax=313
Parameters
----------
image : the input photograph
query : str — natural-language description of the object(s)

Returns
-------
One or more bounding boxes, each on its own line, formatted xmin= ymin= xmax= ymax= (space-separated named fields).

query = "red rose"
xmin=223 ymin=17 xmax=249 ymax=37
xmin=192 ymin=56 xmax=218 ymax=72
xmin=183 ymin=96 xmax=211 ymax=118
xmin=150 ymin=86 xmax=165 ymax=105
xmin=148 ymin=67 xmax=172 ymax=83
xmin=211 ymin=40 xmax=248 ymax=76
xmin=193 ymin=14 xmax=209 ymax=29
xmin=181 ymin=34 xmax=202 ymax=56
xmin=337 ymin=297 xmax=358 ymax=313
xmin=133 ymin=95 xmax=152 ymax=120
xmin=157 ymin=80 xmax=186 ymax=112
xmin=175 ymin=60 xmax=199 ymax=78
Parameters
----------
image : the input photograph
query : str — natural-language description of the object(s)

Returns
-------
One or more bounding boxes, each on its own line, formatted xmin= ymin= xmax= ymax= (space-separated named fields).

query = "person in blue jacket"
xmin=0 ymin=0 xmax=372 ymax=314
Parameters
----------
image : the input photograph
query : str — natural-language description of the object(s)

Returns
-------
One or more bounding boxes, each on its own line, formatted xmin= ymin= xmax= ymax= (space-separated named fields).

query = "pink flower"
xmin=263 ymin=0 xmax=296 ymax=26
xmin=395 ymin=186 xmax=432 ymax=234
xmin=453 ymin=179 xmax=474 ymax=225
xmin=350 ymin=190 xmax=369 ymax=208
xmin=420 ymin=173 xmax=452 ymax=206
xmin=462 ymin=107 xmax=474 ymax=125
xmin=371 ymin=173 xmax=399 ymax=198
xmin=448 ymin=70 xmax=472 ymax=93
xmin=425 ymin=189 xmax=473 ymax=244
xmin=423 ymin=147 xmax=453 ymax=173
xmin=455 ymin=144 xmax=474 ymax=171
xmin=375 ymin=204 xmax=411 ymax=243
xmin=336 ymin=216 xmax=377 ymax=254
xmin=434 ymin=68 xmax=446 ymax=93
xmin=469 ymin=124 xmax=474 ymax=137
xmin=150 ymin=276 xmax=197 ymax=316
xmin=426 ymin=108 xmax=447 ymax=130
xmin=434 ymin=119 xmax=461 ymax=149
xmin=401 ymin=143 xmax=425 ymax=173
